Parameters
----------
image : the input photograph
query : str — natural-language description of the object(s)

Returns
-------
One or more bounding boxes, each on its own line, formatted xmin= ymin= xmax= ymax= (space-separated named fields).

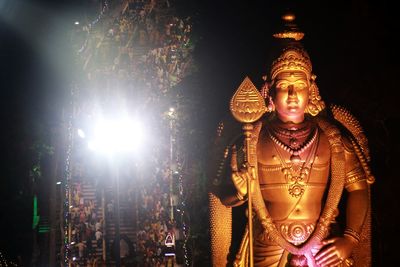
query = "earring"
xmin=260 ymin=76 xmax=269 ymax=99
xmin=305 ymin=76 xmax=325 ymax=116
xmin=260 ymin=75 xmax=275 ymax=112
xmin=267 ymin=96 xmax=275 ymax=112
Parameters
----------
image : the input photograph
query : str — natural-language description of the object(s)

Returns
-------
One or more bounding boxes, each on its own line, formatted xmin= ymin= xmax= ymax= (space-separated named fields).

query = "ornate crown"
xmin=270 ymin=47 xmax=312 ymax=80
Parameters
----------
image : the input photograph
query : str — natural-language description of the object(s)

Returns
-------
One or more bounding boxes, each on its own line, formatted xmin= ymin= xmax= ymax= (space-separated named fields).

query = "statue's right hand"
xmin=231 ymin=146 xmax=253 ymax=200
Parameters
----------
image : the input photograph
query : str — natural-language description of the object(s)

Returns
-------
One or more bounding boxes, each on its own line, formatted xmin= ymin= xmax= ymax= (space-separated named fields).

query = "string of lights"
xmin=170 ymin=105 xmax=190 ymax=266
xmin=77 ymin=0 xmax=109 ymax=55
xmin=169 ymin=106 xmax=190 ymax=265
xmin=63 ymin=83 xmax=77 ymax=266
xmin=176 ymin=163 xmax=190 ymax=266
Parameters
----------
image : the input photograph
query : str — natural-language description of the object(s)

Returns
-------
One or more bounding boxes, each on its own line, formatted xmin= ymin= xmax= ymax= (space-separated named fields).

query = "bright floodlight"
xmin=77 ymin=129 xmax=85 ymax=138
xmin=168 ymin=107 xmax=175 ymax=117
xmin=88 ymin=118 xmax=144 ymax=154
xmin=74 ymin=21 xmax=80 ymax=25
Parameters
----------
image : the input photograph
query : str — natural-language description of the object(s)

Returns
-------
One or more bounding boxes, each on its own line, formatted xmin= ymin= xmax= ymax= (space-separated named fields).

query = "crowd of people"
xmin=132 ymin=159 xmax=183 ymax=266
xmin=69 ymin=0 xmax=193 ymax=265
xmin=69 ymin=182 xmax=104 ymax=266
xmin=77 ymin=0 xmax=194 ymax=102
xmin=68 ymin=157 xmax=185 ymax=266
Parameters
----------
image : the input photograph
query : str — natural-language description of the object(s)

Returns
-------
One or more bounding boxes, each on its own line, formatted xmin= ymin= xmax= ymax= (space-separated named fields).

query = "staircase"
xmin=81 ymin=182 xmax=104 ymax=258
xmin=69 ymin=182 xmax=137 ymax=266
xmin=105 ymin=188 xmax=136 ymax=266
xmin=69 ymin=181 xmax=105 ymax=266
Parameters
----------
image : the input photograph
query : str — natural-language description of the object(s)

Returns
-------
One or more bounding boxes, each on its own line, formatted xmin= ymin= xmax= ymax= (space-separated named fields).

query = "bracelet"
xmin=236 ymin=192 xmax=246 ymax=201
xmin=345 ymin=258 xmax=354 ymax=266
xmin=343 ymin=228 xmax=361 ymax=243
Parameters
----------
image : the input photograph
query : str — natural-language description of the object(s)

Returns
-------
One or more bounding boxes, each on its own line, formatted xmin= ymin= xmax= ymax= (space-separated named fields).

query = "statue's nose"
xmin=288 ymin=85 xmax=297 ymax=97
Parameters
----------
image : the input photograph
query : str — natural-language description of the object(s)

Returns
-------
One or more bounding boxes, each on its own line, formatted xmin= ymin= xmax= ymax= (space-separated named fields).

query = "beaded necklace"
xmin=268 ymin=126 xmax=319 ymax=164
xmin=268 ymin=126 xmax=319 ymax=197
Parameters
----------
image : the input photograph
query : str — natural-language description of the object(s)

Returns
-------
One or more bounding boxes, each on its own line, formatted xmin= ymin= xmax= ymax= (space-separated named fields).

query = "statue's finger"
xmin=232 ymin=173 xmax=242 ymax=184
xmin=230 ymin=145 xmax=238 ymax=172
xmin=321 ymin=238 xmax=336 ymax=245
xmin=317 ymin=253 xmax=336 ymax=266
xmin=326 ymin=256 xmax=342 ymax=267
xmin=317 ymin=250 xmax=338 ymax=266
xmin=319 ymin=255 xmax=339 ymax=267
xmin=329 ymin=258 xmax=343 ymax=267
xmin=315 ymin=245 xmax=335 ymax=261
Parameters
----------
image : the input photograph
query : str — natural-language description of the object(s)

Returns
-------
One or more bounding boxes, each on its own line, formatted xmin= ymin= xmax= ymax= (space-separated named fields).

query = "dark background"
xmin=0 ymin=0 xmax=398 ymax=265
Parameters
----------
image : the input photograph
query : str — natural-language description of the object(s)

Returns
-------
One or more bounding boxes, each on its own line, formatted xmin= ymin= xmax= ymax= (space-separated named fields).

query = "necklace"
xmin=268 ymin=126 xmax=318 ymax=164
xmin=268 ymin=127 xmax=319 ymax=198
xmin=270 ymin=124 xmax=313 ymax=151
xmin=272 ymin=126 xmax=311 ymax=140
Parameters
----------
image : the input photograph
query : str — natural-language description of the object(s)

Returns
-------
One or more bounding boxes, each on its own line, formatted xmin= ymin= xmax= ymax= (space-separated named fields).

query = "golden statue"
xmin=209 ymin=13 xmax=374 ymax=267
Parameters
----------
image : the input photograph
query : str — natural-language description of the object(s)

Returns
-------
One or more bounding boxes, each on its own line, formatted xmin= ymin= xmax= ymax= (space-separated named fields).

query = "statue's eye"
xmin=278 ymin=83 xmax=288 ymax=90
xmin=296 ymin=83 xmax=306 ymax=90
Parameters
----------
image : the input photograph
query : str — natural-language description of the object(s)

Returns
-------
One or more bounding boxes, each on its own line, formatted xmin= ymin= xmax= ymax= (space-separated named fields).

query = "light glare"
xmin=88 ymin=118 xmax=144 ymax=154
xmin=77 ymin=129 xmax=85 ymax=138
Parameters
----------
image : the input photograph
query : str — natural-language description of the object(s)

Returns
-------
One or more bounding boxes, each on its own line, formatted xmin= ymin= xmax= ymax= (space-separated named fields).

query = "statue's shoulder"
xmin=323 ymin=104 xmax=375 ymax=184
xmin=310 ymin=105 xmax=368 ymax=154
xmin=328 ymin=104 xmax=371 ymax=161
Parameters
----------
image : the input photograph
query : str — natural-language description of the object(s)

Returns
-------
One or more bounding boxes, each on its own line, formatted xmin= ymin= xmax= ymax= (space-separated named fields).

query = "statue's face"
xmin=273 ymin=71 xmax=310 ymax=123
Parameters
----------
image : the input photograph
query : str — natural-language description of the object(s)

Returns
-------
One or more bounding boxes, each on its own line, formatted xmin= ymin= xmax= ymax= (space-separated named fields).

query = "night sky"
xmin=0 ymin=0 xmax=399 ymax=265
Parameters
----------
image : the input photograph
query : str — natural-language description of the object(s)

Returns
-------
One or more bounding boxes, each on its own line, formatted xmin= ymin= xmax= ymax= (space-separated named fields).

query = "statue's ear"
xmin=305 ymin=73 xmax=325 ymax=116
xmin=310 ymin=74 xmax=317 ymax=85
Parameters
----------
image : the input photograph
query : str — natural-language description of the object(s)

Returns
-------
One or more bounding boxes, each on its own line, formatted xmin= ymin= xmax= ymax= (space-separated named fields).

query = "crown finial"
xmin=273 ymin=12 xmax=304 ymax=41
xmin=282 ymin=12 xmax=296 ymax=22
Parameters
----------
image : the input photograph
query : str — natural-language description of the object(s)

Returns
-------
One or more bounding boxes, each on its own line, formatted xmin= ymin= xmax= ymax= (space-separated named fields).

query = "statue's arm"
xmin=220 ymin=145 xmax=247 ymax=207
xmin=316 ymin=136 xmax=369 ymax=265
xmin=343 ymin=136 xmax=369 ymax=238
xmin=345 ymin=187 xmax=368 ymax=234
xmin=216 ymin=120 xmax=262 ymax=208
xmin=220 ymin=185 xmax=246 ymax=207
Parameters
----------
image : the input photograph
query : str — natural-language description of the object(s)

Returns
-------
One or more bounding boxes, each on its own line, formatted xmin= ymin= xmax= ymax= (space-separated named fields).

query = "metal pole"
xmin=114 ymin=165 xmax=121 ymax=267
xmin=169 ymin=118 xmax=174 ymax=221
xmin=68 ymin=187 xmax=72 ymax=267
xmin=102 ymin=188 xmax=106 ymax=262
xmin=243 ymin=124 xmax=254 ymax=267
xmin=135 ymin=179 xmax=139 ymax=231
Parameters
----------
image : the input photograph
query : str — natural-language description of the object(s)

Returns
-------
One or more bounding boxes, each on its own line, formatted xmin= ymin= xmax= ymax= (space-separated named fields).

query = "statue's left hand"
xmin=315 ymin=237 xmax=356 ymax=267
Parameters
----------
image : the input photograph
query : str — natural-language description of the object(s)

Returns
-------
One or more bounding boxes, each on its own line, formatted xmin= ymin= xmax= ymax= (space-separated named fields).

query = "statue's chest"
xmin=257 ymin=129 xmax=331 ymax=196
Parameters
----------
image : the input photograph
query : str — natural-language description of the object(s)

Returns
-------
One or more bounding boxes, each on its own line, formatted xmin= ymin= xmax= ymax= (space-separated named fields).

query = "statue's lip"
xmin=287 ymin=101 xmax=299 ymax=106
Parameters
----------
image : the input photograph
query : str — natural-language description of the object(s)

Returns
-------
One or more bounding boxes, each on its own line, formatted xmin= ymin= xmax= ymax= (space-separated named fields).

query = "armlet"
xmin=345 ymin=167 xmax=367 ymax=191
